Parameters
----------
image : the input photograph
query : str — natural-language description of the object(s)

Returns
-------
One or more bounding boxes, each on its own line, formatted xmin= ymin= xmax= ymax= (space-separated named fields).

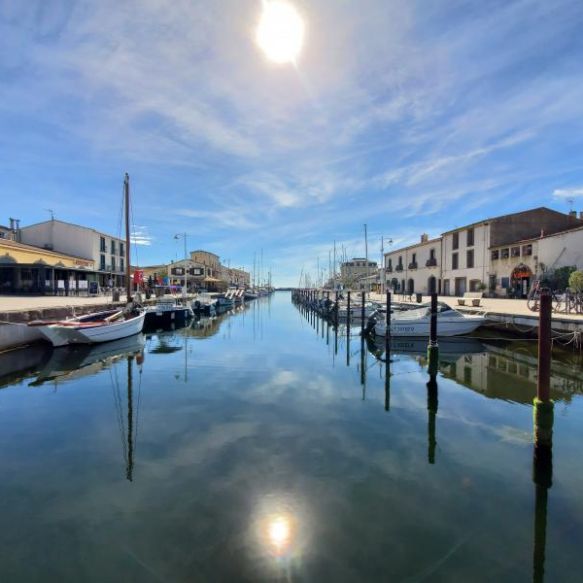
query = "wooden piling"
xmin=347 ymin=291 xmax=351 ymax=335
xmin=534 ymin=288 xmax=554 ymax=449
xmin=361 ymin=291 xmax=365 ymax=332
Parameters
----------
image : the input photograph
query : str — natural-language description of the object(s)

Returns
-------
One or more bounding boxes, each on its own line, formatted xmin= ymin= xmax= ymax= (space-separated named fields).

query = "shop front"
xmin=511 ymin=263 xmax=533 ymax=299
xmin=0 ymin=240 xmax=97 ymax=295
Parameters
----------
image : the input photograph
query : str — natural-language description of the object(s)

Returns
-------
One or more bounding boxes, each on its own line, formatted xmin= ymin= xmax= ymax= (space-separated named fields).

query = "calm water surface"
xmin=0 ymin=292 xmax=582 ymax=582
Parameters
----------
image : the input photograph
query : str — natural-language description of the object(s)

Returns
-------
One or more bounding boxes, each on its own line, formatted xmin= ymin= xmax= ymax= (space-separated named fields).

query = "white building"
xmin=19 ymin=219 xmax=127 ymax=287
xmin=384 ymin=234 xmax=442 ymax=295
xmin=489 ymin=222 xmax=583 ymax=297
xmin=441 ymin=207 xmax=582 ymax=296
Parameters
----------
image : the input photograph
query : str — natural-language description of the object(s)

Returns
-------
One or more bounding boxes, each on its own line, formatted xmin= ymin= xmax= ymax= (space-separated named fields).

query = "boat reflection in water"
xmin=29 ymin=333 xmax=146 ymax=386
xmin=0 ymin=344 xmax=53 ymax=389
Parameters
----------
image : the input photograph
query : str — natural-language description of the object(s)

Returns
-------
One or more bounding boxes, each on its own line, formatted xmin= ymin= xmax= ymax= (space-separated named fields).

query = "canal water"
xmin=0 ymin=292 xmax=582 ymax=582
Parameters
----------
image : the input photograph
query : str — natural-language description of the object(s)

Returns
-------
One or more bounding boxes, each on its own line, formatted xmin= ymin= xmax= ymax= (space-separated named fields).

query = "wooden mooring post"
xmin=534 ymin=288 xmax=553 ymax=448
xmin=361 ymin=291 xmax=365 ymax=333
xmin=385 ymin=291 xmax=391 ymax=412
xmin=347 ymin=291 xmax=351 ymax=336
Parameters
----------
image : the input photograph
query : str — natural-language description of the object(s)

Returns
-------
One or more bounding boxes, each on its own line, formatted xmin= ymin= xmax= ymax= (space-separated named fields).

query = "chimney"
xmin=569 ymin=210 xmax=577 ymax=219
xmin=420 ymin=233 xmax=429 ymax=243
xmin=9 ymin=217 xmax=14 ymax=230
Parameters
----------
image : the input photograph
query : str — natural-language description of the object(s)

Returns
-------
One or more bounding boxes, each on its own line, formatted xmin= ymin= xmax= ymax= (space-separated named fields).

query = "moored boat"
xmin=371 ymin=302 xmax=485 ymax=337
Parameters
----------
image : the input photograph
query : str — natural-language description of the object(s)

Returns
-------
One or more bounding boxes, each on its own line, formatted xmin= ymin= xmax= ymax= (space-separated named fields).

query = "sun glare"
xmin=256 ymin=1 xmax=305 ymax=64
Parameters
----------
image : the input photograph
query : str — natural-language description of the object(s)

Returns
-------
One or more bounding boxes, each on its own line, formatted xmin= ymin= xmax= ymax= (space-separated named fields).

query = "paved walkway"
xmin=0 ymin=294 xmax=128 ymax=313
xmin=368 ymin=293 xmax=583 ymax=321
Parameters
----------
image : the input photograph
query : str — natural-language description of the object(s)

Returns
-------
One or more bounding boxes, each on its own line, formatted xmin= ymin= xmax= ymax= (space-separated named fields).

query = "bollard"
xmin=385 ymin=291 xmax=391 ymax=347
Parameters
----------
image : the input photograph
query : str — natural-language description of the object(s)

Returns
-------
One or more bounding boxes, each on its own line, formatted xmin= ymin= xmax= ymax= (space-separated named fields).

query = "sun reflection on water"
xmin=253 ymin=494 xmax=306 ymax=561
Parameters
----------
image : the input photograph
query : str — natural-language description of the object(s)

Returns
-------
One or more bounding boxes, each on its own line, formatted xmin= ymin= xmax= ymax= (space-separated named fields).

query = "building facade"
xmin=19 ymin=219 xmax=127 ymax=288
xmin=340 ymin=258 xmax=377 ymax=288
xmin=489 ymin=223 xmax=583 ymax=297
xmin=0 ymin=238 xmax=96 ymax=295
xmin=384 ymin=234 xmax=442 ymax=295
xmin=441 ymin=208 xmax=582 ymax=296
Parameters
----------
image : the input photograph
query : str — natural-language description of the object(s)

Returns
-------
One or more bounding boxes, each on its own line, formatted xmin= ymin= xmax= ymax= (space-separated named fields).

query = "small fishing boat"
xmin=144 ymin=296 xmax=193 ymax=329
xmin=244 ymin=290 xmax=259 ymax=301
xmin=337 ymin=301 xmax=378 ymax=320
xmin=192 ymin=292 xmax=217 ymax=315
xmin=370 ymin=302 xmax=485 ymax=337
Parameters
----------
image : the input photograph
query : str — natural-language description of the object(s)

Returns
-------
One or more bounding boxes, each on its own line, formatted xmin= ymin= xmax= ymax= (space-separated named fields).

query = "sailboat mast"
xmin=124 ymin=173 xmax=132 ymax=301
xmin=364 ymin=224 xmax=369 ymax=293
xmin=126 ymin=354 xmax=134 ymax=482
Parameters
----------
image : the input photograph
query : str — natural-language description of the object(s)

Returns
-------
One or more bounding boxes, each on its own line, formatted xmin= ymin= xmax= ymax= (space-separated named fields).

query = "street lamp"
xmin=174 ymin=233 xmax=188 ymax=298
xmin=381 ymin=236 xmax=393 ymax=294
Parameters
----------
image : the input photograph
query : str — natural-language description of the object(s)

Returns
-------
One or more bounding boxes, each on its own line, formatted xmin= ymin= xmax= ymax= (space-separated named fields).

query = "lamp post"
xmin=381 ymin=236 xmax=393 ymax=294
xmin=174 ymin=233 xmax=188 ymax=298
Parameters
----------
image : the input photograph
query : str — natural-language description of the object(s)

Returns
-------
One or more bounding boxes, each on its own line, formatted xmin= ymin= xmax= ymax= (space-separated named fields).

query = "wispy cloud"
xmin=553 ymin=187 xmax=583 ymax=199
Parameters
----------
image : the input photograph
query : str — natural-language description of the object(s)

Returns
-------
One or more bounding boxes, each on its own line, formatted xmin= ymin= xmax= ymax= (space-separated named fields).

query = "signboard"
xmin=89 ymin=281 xmax=99 ymax=295
xmin=78 ymin=280 xmax=88 ymax=289
xmin=133 ymin=270 xmax=144 ymax=284
xmin=57 ymin=280 xmax=65 ymax=290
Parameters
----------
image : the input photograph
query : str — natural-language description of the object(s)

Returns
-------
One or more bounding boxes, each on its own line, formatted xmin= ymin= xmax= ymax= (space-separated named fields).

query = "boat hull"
xmin=144 ymin=308 xmax=191 ymax=329
xmin=374 ymin=316 xmax=484 ymax=337
xmin=39 ymin=312 xmax=146 ymax=346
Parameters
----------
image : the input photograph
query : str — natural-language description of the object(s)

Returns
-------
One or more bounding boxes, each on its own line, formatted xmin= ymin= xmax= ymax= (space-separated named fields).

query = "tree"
xmin=569 ymin=270 xmax=583 ymax=293
xmin=541 ymin=265 xmax=576 ymax=291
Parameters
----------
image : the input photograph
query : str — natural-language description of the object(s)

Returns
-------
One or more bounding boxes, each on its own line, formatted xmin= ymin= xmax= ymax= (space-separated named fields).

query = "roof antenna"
xmin=46 ymin=208 xmax=55 ymax=220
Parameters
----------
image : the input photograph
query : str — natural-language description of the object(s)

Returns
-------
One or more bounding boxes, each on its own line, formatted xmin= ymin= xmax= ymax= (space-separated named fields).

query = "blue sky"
xmin=2 ymin=0 xmax=583 ymax=286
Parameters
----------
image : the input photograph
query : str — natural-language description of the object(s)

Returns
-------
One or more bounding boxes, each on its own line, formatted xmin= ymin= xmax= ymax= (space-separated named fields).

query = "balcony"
xmin=408 ymin=262 xmax=418 ymax=270
xmin=395 ymin=264 xmax=404 ymax=272
xmin=386 ymin=266 xmax=393 ymax=274
xmin=426 ymin=258 xmax=437 ymax=267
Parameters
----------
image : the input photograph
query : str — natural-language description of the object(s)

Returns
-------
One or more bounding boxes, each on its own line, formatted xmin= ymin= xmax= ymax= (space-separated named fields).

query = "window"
xmin=501 ymin=248 xmax=510 ymax=259
xmin=452 ymin=252 xmax=459 ymax=270
xmin=111 ymin=240 xmax=116 ymax=255
xmin=452 ymin=232 xmax=459 ymax=250
xmin=467 ymin=228 xmax=474 ymax=247
xmin=0 ymin=232 xmax=5 ymax=239
xmin=522 ymin=244 xmax=533 ymax=256
xmin=467 ymin=249 xmax=474 ymax=268
xmin=100 ymin=254 xmax=106 ymax=271
xmin=387 ymin=258 xmax=392 ymax=270
xmin=412 ymin=253 xmax=417 ymax=263
xmin=491 ymin=250 xmax=499 ymax=260
xmin=511 ymin=246 xmax=520 ymax=258
xmin=501 ymin=277 xmax=510 ymax=289
xmin=430 ymin=248 xmax=435 ymax=260
xmin=120 ymin=242 xmax=125 ymax=256
xmin=111 ymin=257 xmax=116 ymax=271
xmin=100 ymin=237 xmax=106 ymax=252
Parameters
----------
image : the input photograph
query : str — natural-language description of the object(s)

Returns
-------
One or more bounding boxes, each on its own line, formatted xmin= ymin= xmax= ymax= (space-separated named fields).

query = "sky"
xmin=2 ymin=0 xmax=583 ymax=286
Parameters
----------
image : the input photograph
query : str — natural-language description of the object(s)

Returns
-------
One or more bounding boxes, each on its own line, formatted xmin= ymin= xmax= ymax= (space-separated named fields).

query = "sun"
xmin=256 ymin=1 xmax=305 ymax=64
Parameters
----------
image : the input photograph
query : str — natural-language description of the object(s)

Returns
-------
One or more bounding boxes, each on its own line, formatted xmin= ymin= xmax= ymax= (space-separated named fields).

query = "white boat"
xmin=372 ymin=302 xmax=485 ymax=337
xmin=337 ymin=302 xmax=378 ymax=319
xmin=144 ymin=296 xmax=193 ymax=328
xmin=192 ymin=292 xmax=217 ymax=315
xmin=33 ymin=309 xmax=146 ymax=347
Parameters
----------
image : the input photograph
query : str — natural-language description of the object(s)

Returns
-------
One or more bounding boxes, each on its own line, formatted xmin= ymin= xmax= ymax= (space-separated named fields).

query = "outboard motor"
xmin=362 ymin=313 xmax=377 ymax=336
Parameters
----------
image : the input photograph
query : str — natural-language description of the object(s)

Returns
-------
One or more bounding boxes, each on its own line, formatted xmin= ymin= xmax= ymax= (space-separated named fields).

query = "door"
xmin=455 ymin=277 xmax=467 ymax=296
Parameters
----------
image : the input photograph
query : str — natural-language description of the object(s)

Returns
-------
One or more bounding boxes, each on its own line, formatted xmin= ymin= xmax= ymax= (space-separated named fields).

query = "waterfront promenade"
xmin=369 ymin=293 xmax=583 ymax=322
xmin=0 ymin=294 xmax=129 ymax=313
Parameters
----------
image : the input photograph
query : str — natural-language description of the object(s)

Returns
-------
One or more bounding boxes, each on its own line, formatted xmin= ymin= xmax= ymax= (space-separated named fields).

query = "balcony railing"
xmin=395 ymin=264 xmax=404 ymax=272
xmin=426 ymin=258 xmax=437 ymax=267
xmin=386 ymin=267 xmax=393 ymax=273
xmin=408 ymin=262 xmax=418 ymax=270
